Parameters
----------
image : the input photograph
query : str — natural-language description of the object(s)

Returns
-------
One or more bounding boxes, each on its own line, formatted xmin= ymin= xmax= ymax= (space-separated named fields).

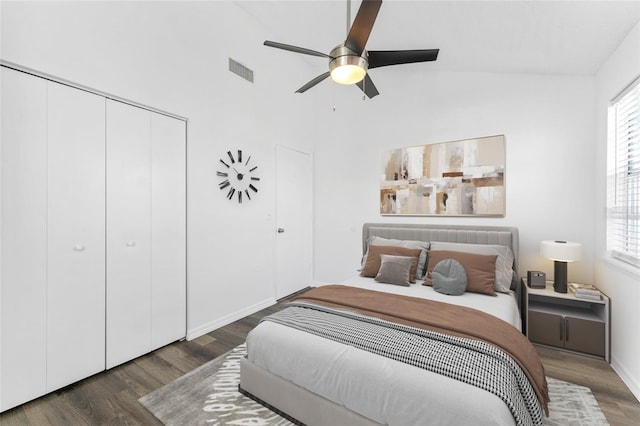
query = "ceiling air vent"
xmin=228 ymin=58 xmax=254 ymax=83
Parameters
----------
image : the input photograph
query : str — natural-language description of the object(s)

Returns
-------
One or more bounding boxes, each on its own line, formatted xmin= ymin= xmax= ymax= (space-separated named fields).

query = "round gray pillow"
xmin=432 ymin=259 xmax=468 ymax=296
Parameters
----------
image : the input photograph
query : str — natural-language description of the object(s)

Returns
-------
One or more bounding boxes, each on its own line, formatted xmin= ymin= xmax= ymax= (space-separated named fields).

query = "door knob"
xmin=277 ymin=228 xmax=285 ymax=233
xmin=73 ymin=244 xmax=85 ymax=252
xmin=126 ymin=240 xmax=136 ymax=247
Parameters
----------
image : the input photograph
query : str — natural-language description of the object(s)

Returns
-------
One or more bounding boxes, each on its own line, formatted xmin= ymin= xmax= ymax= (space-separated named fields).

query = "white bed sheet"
xmin=246 ymin=278 xmax=524 ymax=426
xmin=336 ymin=275 xmax=522 ymax=330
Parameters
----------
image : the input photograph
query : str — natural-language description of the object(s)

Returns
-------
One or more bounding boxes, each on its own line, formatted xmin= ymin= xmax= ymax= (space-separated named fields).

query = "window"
xmin=607 ymin=76 xmax=640 ymax=267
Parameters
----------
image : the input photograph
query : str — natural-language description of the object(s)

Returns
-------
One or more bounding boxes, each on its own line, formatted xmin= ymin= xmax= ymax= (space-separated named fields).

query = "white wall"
xmin=594 ymin=21 xmax=640 ymax=401
xmin=3 ymin=1 xmax=638 ymax=401
xmin=312 ymin=69 xmax=597 ymax=286
xmin=0 ymin=1 xmax=317 ymax=338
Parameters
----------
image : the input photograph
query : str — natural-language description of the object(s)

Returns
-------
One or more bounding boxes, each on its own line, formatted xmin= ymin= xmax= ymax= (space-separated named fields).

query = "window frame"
xmin=607 ymin=75 xmax=640 ymax=268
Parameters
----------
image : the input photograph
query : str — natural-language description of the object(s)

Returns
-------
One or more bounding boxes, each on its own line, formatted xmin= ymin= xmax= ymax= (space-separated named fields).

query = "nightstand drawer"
xmin=529 ymin=311 xmax=605 ymax=357
xmin=565 ymin=317 xmax=605 ymax=357
xmin=528 ymin=311 xmax=563 ymax=347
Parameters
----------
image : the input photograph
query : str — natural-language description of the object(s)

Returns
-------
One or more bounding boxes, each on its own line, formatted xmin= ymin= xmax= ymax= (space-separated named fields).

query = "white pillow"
xmin=429 ymin=241 xmax=515 ymax=293
xmin=363 ymin=236 xmax=430 ymax=278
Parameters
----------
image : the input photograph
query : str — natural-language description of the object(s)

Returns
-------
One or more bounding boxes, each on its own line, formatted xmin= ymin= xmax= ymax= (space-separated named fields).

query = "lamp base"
xmin=553 ymin=261 xmax=568 ymax=293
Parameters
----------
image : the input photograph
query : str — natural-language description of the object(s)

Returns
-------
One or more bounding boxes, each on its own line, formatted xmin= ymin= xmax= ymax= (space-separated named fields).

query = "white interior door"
xmin=106 ymin=100 xmax=152 ymax=369
xmin=0 ymin=67 xmax=48 ymax=411
xmin=150 ymin=113 xmax=186 ymax=349
xmin=275 ymin=145 xmax=313 ymax=299
xmin=46 ymin=82 xmax=106 ymax=390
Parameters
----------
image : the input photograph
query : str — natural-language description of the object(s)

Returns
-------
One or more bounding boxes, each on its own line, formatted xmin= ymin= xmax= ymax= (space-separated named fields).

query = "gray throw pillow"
xmin=374 ymin=254 xmax=413 ymax=287
xmin=364 ymin=236 xmax=430 ymax=278
xmin=432 ymin=259 xmax=468 ymax=296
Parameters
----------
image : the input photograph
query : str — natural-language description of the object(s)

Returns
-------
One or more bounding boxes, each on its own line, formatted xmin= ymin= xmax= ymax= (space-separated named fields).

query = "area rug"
xmin=139 ymin=343 xmax=609 ymax=426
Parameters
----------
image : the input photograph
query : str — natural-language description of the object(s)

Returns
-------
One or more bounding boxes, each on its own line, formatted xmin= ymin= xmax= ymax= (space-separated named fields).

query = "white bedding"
xmin=246 ymin=277 xmax=523 ymax=426
xmin=336 ymin=275 xmax=522 ymax=330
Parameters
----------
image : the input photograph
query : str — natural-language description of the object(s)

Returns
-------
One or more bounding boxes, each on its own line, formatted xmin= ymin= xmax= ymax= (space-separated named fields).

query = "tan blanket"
xmin=294 ymin=284 xmax=549 ymax=415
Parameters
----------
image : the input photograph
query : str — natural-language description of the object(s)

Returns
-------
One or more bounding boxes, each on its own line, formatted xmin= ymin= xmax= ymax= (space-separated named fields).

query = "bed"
xmin=240 ymin=223 xmax=548 ymax=426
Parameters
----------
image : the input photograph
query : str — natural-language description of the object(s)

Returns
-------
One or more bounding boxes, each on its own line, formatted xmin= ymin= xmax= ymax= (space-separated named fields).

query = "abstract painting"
xmin=380 ymin=135 xmax=505 ymax=216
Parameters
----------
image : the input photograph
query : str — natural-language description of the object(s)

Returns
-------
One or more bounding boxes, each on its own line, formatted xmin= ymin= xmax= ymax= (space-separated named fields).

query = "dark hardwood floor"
xmin=2 ymin=293 xmax=639 ymax=425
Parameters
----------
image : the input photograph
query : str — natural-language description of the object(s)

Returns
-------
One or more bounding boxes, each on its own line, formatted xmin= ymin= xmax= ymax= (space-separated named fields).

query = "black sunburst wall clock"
xmin=217 ymin=150 xmax=260 ymax=203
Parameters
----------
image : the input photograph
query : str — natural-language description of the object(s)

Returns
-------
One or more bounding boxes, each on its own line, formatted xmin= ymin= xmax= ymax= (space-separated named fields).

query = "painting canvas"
xmin=380 ymin=135 xmax=505 ymax=216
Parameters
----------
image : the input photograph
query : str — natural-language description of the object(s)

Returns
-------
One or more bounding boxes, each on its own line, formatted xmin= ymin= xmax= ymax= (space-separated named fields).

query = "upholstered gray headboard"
xmin=362 ymin=223 xmax=521 ymax=307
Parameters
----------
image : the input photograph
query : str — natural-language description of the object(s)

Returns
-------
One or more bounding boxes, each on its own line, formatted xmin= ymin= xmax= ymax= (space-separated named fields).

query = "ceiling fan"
xmin=264 ymin=0 xmax=439 ymax=98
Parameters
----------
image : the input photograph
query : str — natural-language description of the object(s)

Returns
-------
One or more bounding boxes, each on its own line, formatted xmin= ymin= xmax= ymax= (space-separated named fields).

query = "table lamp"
xmin=540 ymin=240 xmax=581 ymax=293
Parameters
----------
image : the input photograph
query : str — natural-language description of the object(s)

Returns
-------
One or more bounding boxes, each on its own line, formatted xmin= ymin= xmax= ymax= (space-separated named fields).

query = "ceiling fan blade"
xmin=296 ymin=72 xmax=331 ymax=93
xmin=264 ymin=40 xmax=331 ymax=58
xmin=345 ymin=0 xmax=382 ymax=54
xmin=368 ymin=49 xmax=440 ymax=69
xmin=355 ymin=74 xmax=380 ymax=98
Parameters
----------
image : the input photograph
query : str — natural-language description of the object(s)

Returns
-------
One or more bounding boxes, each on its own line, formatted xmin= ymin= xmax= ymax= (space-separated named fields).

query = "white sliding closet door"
xmin=1 ymin=67 xmax=186 ymax=410
xmin=106 ymin=100 xmax=152 ymax=368
xmin=46 ymin=82 xmax=106 ymax=390
xmin=150 ymin=114 xmax=186 ymax=349
xmin=0 ymin=67 xmax=48 ymax=411
xmin=106 ymin=100 xmax=186 ymax=368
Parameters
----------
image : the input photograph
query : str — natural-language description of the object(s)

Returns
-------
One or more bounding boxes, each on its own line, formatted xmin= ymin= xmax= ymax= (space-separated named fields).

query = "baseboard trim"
xmin=186 ymin=297 xmax=277 ymax=340
xmin=611 ymin=355 xmax=640 ymax=402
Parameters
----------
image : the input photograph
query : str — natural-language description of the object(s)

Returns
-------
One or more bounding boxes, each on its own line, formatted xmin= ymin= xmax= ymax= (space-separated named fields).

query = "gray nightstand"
xmin=522 ymin=278 xmax=610 ymax=362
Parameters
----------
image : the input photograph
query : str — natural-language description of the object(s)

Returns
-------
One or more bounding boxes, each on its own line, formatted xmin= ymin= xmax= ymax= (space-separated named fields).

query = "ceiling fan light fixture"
xmin=263 ymin=0 xmax=439 ymax=97
xmin=331 ymin=64 xmax=366 ymax=85
xmin=329 ymin=45 xmax=368 ymax=85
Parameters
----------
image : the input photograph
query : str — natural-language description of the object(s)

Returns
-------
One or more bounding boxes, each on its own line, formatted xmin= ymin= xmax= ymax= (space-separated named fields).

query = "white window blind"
xmin=607 ymin=76 xmax=640 ymax=267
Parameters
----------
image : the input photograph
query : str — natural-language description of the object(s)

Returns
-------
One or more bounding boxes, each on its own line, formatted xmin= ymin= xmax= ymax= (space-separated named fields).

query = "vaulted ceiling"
xmin=239 ymin=0 xmax=640 ymax=76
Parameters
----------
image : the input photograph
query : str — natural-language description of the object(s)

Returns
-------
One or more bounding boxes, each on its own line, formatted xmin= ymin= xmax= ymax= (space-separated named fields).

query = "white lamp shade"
xmin=540 ymin=240 xmax=581 ymax=262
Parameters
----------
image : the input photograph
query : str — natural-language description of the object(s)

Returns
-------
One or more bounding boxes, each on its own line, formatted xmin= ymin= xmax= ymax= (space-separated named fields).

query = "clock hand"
xmin=233 ymin=167 xmax=244 ymax=181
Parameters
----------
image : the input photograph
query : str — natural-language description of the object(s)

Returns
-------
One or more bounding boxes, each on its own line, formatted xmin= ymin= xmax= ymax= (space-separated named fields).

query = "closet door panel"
xmin=46 ymin=82 xmax=106 ymax=390
xmin=106 ymin=100 xmax=152 ymax=369
xmin=0 ymin=68 xmax=48 ymax=410
xmin=150 ymin=114 xmax=186 ymax=349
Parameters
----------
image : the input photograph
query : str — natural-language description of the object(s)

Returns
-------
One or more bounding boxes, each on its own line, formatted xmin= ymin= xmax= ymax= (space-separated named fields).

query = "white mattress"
xmin=246 ymin=278 xmax=523 ymax=426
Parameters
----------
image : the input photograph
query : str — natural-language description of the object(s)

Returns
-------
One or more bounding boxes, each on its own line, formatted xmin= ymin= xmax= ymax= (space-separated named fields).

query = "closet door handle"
xmin=73 ymin=244 xmax=86 ymax=252
xmin=126 ymin=240 xmax=136 ymax=247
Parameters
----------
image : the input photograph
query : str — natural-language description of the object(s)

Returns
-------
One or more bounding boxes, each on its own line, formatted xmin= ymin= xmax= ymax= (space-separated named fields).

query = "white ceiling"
xmin=239 ymin=0 xmax=640 ymax=75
